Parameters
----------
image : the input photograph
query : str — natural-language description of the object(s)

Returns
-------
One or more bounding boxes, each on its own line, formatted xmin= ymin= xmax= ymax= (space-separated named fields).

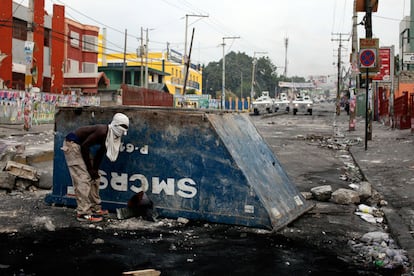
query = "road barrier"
xmin=45 ymin=106 xmax=312 ymax=230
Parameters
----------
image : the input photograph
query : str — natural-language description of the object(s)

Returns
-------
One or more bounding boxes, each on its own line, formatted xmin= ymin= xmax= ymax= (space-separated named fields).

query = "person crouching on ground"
xmin=61 ymin=113 xmax=129 ymax=222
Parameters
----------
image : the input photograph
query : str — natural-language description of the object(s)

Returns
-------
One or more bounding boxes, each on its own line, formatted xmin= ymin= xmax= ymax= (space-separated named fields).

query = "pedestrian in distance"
xmin=61 ymin=113 xmax=129 ymax=222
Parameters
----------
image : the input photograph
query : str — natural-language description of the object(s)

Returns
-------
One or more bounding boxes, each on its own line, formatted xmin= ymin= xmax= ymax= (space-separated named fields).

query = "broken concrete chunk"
xmin=310 ymin=185 xmax=332 ymax=202
xmin=301 ymin=192 xmax=313 ymax=200
xmin=0 ymin=171 xmax=16 ymax=190
xmin=15 ymin=178 xmax=36 ymax=191
xmin=177 ymin=217 xmax=189 ymax=224
xmin=330 ymin=188 xmax=360 ymax=205
xmin=5 ymin=161 xmax=39 ymax=181
xmin=358 ymin=181 xmax=372 ymax=200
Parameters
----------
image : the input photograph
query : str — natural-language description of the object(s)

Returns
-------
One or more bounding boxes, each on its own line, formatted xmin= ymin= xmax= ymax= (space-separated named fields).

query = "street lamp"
xmin=250 ymin=51 xmax=267 ymax=101
xmin=221 ymin=36 xmax=240 ymax=110
xmin=138 ymin=27 xmax=154 ymax=88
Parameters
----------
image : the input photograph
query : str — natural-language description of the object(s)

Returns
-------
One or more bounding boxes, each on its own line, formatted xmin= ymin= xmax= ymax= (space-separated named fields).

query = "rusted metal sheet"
xmin=394 ymin=92 xmax=410 ymax=129
xmin=121 ymin=84 xmax=173 ymax=107
xmin=46 ymin=106 xmax=312 ymax=231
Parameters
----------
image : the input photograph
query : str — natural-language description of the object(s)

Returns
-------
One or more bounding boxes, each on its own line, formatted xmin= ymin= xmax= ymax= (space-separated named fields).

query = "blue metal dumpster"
xmin=46 ymin=106 xmax=312 ymax=231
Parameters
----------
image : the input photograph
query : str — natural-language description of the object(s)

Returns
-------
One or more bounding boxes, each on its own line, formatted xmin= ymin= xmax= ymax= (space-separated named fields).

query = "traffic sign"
xmin=403 ymin=53 xmax=414 ymax=64
xmin=359 ymin=48 xmax=376 ymax=68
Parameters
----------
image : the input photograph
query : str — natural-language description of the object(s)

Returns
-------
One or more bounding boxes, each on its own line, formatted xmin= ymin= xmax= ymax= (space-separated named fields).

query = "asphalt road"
xmin=0 ymin=103 xmax=405 ymax=275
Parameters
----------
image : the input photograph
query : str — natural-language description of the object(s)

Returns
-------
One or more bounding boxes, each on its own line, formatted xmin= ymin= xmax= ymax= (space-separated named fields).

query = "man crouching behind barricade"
xmin=61 ymin=113 xmax=129 ymax=223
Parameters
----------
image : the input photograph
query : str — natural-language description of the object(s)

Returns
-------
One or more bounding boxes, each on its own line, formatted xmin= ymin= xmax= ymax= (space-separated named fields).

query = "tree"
xmin=202 ymin=51 xmax=305 ymax=99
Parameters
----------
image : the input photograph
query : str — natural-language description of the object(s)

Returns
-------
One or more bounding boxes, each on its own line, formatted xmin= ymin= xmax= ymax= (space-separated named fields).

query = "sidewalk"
xmin=335 ymin=112 xmax=414 ymax=270
xmin=0 ymin=123 xmax=55 ymax=138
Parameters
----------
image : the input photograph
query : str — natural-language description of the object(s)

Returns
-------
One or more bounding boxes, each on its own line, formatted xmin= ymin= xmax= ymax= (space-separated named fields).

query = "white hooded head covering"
xmin=105 ymin=113 xmax=129 ymax=162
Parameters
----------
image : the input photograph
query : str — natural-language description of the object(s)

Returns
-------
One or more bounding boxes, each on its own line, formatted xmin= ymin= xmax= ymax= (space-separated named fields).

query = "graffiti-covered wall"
xmin=0 ymin=90 xmax=100 ymax=124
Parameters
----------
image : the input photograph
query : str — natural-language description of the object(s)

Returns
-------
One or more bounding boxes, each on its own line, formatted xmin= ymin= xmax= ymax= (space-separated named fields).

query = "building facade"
xmin=0 ymin=0 xmax=105 ymax=93
xmin=98 ymin=33 xmax=202 ymax=95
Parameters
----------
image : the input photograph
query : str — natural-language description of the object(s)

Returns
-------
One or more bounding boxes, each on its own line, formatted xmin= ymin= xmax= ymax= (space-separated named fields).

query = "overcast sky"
xmin=37 ymin=0 xmax=410 ymax=78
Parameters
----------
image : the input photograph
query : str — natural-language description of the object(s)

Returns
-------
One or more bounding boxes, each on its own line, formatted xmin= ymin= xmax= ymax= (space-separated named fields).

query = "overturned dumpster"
xmin=46 ymin=106 xmax=312 ymax=231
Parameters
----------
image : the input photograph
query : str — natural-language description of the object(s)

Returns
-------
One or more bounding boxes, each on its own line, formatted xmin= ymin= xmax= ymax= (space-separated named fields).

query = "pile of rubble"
xmin=301 ymin=132 xmax=410 ymax=271
xmin=0 ymin=141 xmax=50 ymax=193
xmin=303 ymin=180 xmax=409 ymax=270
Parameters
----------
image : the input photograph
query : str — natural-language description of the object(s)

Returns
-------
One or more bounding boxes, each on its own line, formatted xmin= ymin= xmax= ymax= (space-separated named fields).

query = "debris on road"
xmin=349 ymin=231 xmax=409 ymax=270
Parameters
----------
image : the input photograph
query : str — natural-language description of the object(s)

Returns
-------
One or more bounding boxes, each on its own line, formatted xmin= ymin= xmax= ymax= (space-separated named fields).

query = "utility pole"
xmin=24 ymin=0 xmax=34 ymax=91
xmin=184 ymin=14 xmax=208 ymax=63
xmin=364 ymin=0 xmax=374 ymax=147
xmin=355 ymin=0 xmax=379 ymax=150
xmin=140 ymin=27 xmax=144 ymax=87
xmin=240 ymin=72 xmax=243 ymax=99
xmin=250 ymin=51 xmax=267 ymax=101
xmin=183 ymin=28 xmax=195 ymax=95
xmin=183 ymin=14 xmax=208 ymax=94
xmin=145 ymin=28 xmax=149 ymax=89
xmin=102 ymin=28 xmax=107 ymax=66
xmin=284 ymin=37 xmax=288 ymax=77
xmin=221 ymin=36 xmax=240 ymax=110
xmin=331 ymin=33 xmax=350 ymax=115
xmin=122 ymin=29 xmax=127 ymax=85
xmin=349 ymin=0 xmax=359 ymax=131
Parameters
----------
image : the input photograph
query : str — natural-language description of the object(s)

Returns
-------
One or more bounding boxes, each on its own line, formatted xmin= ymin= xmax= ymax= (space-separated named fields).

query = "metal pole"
xmin=250 ymin=51 xmax=267 ymax=102
xmin=337 ymin=35 xmax=341 ymax=116
xmin=284 ymin=37 xmax=288 ymax=77
xmin=222 ymin=38 xmax=225 ymax=109
xmin=145 ymin=28 xmax=149 ymax=89
xmin=365 ymin=0 xmax=373 ymax=142
xmin=240 ymin=72 xmax=243 ymax=99
xmin=365 ymin=67 xmax=369 ymax=150
xmin=250 ymin=58 xmax=257 ymax=102
xmin=122 ymin=29 xmax=127 ymax=85
xmin=183 ymin=28 xmax=195 ymax=95
xmin=221 ymin=36 xmax=240 ymax=110
xmin=390 ymin=45 xmax=395 ymax=127
xmin=140 ymin=27 xmax=144 ymax=87
xmin=183 ymin=14 xmax=208 ymax=94
xmin=184 ymin=15 xmax=188 ymax=64
xmin=102 ymin=28 xmax=107 ymax=66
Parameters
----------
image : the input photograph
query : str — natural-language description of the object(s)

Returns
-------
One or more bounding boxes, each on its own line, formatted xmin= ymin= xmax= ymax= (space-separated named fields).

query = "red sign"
xmin=372 ymin=47 xmax=391 ymax=81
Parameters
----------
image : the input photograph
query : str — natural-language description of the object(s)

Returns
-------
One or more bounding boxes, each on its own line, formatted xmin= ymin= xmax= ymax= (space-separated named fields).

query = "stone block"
xmin=310 ymin=185 xmax=332 ymax=202
xmin=331 ymin=188 xmax=360 ymax=205
xmin=0 ymin=171 xmax=16 ymax=190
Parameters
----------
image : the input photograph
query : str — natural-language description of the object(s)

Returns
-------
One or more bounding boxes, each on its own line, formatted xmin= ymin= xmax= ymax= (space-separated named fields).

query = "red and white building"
xmin=0 ymin=0 xmax=108 ymax=93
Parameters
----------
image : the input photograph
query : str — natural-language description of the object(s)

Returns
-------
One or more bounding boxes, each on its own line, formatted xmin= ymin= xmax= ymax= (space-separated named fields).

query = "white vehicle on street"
xmin=251 ymin=91 xmax=276 ymax=115
xmin=274 ymin=92 xmax=290 ymax=113
xmin=291 ymin=94 xmax=313 ymax=115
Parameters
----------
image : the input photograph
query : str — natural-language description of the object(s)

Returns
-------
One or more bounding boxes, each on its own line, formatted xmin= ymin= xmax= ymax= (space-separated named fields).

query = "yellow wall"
xmin=98 ymin=41 xmax=202 ymax=95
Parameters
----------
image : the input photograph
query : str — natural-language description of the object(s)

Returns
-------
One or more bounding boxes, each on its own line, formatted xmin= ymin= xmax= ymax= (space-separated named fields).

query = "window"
xmin=82 ymin=35 xmax=97 ymax=52
xmin=68 ymin=59 xmax=79 ymax=73
xmin=70 ymin=31 xmax=80 ymax=48
xmin=44 ymin=28 xmax=51 ymax=47
xmin=83 ymin=62 xmax=97 ymax=73
xmin=12 ymin=18 xmax=27 ymax=40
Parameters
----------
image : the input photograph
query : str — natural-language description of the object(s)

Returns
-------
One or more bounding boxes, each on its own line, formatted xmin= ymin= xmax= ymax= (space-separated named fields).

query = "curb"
xmin=349 ymin=147 xmax=414 ymax=272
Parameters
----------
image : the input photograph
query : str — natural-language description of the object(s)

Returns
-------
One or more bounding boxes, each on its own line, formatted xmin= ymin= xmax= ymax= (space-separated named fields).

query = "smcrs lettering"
xmin=99 ymin=171 xmax=197 ymax=199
